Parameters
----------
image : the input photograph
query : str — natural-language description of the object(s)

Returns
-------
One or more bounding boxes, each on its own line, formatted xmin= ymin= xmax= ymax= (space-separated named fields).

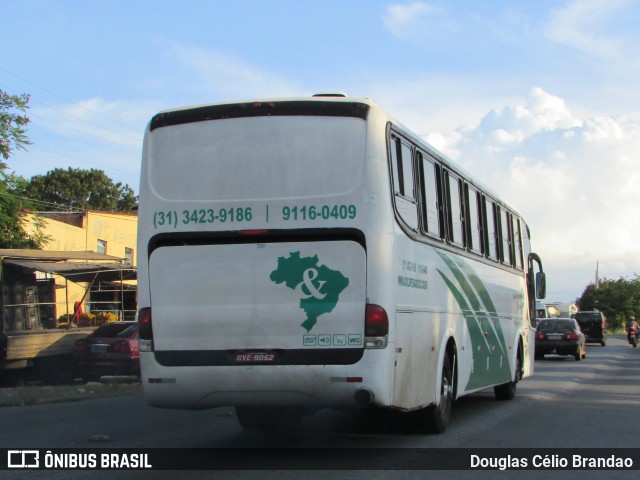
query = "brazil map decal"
xmin=436 ymin=250 xmax=513 ymax=390
xmin=270 ymin=252 xmax=350 ymax=332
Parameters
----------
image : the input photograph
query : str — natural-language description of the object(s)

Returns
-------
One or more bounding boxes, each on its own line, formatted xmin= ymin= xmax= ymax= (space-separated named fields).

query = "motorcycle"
xmin=628 ymin=328 xmax=639 ymax=348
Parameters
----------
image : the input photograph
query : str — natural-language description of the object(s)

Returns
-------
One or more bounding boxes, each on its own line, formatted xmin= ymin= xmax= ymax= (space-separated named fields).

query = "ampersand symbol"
xmin=295 ymin=268 xmax=327 ymax=299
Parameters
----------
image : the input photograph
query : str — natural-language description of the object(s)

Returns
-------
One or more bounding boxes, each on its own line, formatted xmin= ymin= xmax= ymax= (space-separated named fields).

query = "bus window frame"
xmin=483 ymin=196 xmax=499 ymax=262
xmin=444 ymin=169 xmax=466 ymax=249
xmin=418 ymin=150 xmax=444 ymax=240
xmin=390 ymin=133 xmax=417 ymax=203
xmin=498 ymin=207 xmax=514 ymax=267
xmin=513 ymin=217 xmax=524 ymax=270
xmin=465 ymin=183 xmax=484 ymax=256
xmin=388 ymin=124 xmax=526 ymax=274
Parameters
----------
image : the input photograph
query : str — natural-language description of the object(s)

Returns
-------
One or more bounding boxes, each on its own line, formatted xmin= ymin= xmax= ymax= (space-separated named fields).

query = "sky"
xmin=2 ymin=0 xmax=640 ymax=303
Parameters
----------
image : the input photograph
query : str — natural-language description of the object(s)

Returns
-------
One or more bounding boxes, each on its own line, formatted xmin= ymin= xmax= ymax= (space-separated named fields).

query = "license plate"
xmin=548 ymin=334 xmax=561 ymax=340
xmin=235 ymin=351 xmax=276 ymax=363
xmin=91 ymin=344 xmax=108 ymax=353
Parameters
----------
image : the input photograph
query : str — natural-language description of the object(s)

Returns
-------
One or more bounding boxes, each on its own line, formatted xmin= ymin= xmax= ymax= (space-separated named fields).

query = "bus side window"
xmin=513 ymin=217 xmax=524 ymax=270
xmin=419 ymin=153 xmax=443 ymax=239
xmin=445 ymin=170 xmax=465 ymax=248
xmin=390 ymin=136 xmax=403 ymax=195
xmin=466 ymin=184 xmax=483 ymax=255
xmin=484 ymin=197 xmax=499 ymax=261
xmin=389 ymin=134 xmax=419 ymax=230
xmin=499 ymin=208 xmax=514 ymax=266
xmin=400 ymin=142 xmax=415 ymax=201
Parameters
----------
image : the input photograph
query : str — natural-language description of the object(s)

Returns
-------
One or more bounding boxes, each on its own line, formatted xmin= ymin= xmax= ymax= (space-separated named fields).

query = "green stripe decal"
xmin=436 ymin=251 xmax=512 ymax=390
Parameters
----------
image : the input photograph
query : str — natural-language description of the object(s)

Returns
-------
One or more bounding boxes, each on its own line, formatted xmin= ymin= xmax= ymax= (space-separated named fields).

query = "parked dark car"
xmin=573 ymin=311 xmax=607 ymax=346
xmin=74 ymin=322 xmax=139 ymax=381
xmin=535 ymin=318 xmax=586 ymax=361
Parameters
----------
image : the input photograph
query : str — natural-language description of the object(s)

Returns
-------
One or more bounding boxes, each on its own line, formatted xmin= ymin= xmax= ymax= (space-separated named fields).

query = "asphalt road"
xmin=1 ymin=335 xmax=639 ymax=480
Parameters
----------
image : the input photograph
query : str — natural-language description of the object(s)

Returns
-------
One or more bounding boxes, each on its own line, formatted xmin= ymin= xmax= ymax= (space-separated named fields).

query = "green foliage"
xmin=0 ymin=191 xmax=40 ymax=248
xmin=0 ymin=89 xmax=46 ymax=248
xmin=24 ymin=167 xmax=138 ymax=212
xmin=576 ymin=276 xmax=640 ymax=331
xmin=0 ymin=88 xmax=136 ymax=249
xmin=0 ymin=90 xmax=31 ymax=166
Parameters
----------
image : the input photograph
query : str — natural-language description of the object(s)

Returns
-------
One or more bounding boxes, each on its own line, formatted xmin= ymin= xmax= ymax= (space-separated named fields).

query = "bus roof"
xmin=147 ymin=94 xmax=524 ymax=219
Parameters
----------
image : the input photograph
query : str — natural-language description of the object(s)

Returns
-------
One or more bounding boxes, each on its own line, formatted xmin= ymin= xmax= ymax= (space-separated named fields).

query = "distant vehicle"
xmin=545 ymin=302 xmax=578 ymax=318
xmin=74 ymin=322 xmax=139 ymax=381
xmin=535 ymin=318 xmax=586 ymax=361
xmin=574 ymin=311 xmax=607 ymax=346
xmin=535 ymin=301 xmax=548 ymax=319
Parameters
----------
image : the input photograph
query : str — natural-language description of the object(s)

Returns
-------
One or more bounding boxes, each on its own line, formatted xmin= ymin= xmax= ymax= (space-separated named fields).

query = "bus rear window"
xmin=147 ymin=116 xmax=366 ymax=201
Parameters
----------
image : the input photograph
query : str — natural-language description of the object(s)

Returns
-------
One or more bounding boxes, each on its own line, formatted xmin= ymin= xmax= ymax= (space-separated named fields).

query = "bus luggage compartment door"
xmin=148 ymin=240 xmax=366 ymax=365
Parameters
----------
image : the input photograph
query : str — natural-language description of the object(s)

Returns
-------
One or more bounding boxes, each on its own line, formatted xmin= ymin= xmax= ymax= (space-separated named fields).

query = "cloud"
xmin=12 ymin=97 xmax=160 ymax=189
xmin=163 ymin=42 xmax=303 ymax=100
xmin=33 ymin=97 xmax=157 ymax=149
xmin=426 ymin=87 xmax=640 ymax=299
xmin=382 ymin=1 xmax=460 ymax=44
xmin=545 ymin=0 xmax=633 ymax=58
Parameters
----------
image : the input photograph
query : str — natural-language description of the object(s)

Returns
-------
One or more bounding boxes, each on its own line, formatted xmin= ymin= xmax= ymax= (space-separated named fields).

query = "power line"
xmin=28 ymin=111 xmax=139 ymax=150
xmin=0 ymin=189 xmax=82 ymax=212
xmin=29 ymin=145 xmax=140 ymax=179
xmin=0 ymin=67 xmax=140 ymax=131
xmin=29 ymin=96 xmax=141 ymax=144
xmin=1 ymin=70 xmax=141 ymax=186
xmin=1 ymin=80 xmax=141 ymax=150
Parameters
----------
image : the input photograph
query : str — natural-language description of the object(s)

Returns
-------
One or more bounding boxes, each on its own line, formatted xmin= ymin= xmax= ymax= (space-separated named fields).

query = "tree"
xmin=0 ymin=89 xmax=44 ymax=248
xmin=576 ymin=276 xmax=640 ymax=331
xmin=0 ymin=90 xmax=31 ymax=165
xmin=24 ymin=167 xmax=137 ymax=212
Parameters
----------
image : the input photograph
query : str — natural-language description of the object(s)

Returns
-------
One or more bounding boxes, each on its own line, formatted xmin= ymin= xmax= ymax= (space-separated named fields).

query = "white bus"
xmin=137 ymin=94 xmax=546 ymax=433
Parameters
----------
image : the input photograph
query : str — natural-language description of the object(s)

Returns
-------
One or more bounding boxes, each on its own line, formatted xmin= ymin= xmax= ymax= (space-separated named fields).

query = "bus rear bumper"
xmin=140 ymin=353 xmax=391 ymax=410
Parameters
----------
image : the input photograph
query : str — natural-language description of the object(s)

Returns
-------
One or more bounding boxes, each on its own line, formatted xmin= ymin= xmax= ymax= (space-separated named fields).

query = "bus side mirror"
xmin=536 ymin=271 xmax=546 ymax=300
xmin=528 ymin=252 xmax=546 ymax=300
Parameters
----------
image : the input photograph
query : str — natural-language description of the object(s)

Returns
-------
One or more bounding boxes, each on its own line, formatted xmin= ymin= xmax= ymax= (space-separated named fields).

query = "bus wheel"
xmin=235 ymin=406 xmax=304 ymax=431
xmin=494 ymin=353 xmax=521 ymax=401
xmin=418 ymin=354 xmax=453 ymax=434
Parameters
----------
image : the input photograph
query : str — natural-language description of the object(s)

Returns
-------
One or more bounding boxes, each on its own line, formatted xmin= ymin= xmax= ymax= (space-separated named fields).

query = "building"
xmin=36 ymin=211 xmax=138 ymax=266
xmin=5 ymin=210 xmax=138 ymax=330
xmin=0 ymin=211 xmax=137 ymax=380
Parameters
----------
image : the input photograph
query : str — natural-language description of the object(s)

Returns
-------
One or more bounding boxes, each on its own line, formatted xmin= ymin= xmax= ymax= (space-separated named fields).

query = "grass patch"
xmin=0 ymin=380 xmax=142 ymax=407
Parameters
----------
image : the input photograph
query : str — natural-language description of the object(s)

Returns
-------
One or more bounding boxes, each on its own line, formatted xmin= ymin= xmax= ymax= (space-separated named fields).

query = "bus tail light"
xmin=138 ymin=307 xmax=154 ymax=352
xmin=365 ymin=304 xmax=388 ymax=349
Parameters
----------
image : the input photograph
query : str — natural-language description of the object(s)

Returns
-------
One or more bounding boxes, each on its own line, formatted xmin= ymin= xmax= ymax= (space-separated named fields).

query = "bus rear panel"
xmin=138 ymin=98 xmax=395 ymax=411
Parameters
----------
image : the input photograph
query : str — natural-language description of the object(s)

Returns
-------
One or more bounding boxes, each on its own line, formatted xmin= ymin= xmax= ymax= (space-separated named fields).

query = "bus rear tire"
xmin=494 ymin=352 xmax=521 ymax=401
xmin=417 ymin=354 xmax=453 ymax=434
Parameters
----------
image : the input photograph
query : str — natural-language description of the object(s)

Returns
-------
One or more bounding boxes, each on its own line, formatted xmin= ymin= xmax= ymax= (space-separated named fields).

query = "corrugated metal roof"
xmin=0 ymin=250 xmax=135 ymax=282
